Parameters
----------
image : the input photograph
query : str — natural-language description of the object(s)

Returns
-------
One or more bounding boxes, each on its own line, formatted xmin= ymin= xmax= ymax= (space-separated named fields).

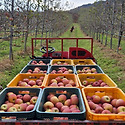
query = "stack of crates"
xmin=0 ymin=58 xmax=125 ymax=121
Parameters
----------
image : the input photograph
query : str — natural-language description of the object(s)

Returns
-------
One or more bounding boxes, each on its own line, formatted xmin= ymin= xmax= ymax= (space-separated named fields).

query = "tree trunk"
xmin=117 ymin=0 xmax=124 ymax=53
xmin=105 ymin=32 xmax=108 ymax=46
xmin=9 ymin=0 xmax=14 ymax=60
xmin=101 ymin=32 xmax=104 ymax=44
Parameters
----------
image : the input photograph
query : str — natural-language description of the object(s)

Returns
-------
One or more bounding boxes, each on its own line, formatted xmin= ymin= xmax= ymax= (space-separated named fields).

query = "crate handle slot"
xmin=53 ymin=117 xmax=68 ymax=120
xmin=29 ymin=76 xmax=37 ymax=79
xmin=87 ymin=76 xmax=95 ymax=79
xmin=56 ymin=90 xmax=67 ymax=94
xmin=19 ymin=91 xmax=30 ymax=94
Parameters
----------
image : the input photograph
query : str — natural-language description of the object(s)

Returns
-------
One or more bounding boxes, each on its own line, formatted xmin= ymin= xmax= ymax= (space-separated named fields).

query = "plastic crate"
xmin=43 ymin=74 xmax=79 ymax=88
xmin=77 ymin=74 xmax=117 ymax=88
xmin=48 ymin=65 xmax=75 ymax=74
xmin=82 ymin=87 xmax=125 ymax=121
xmin=75 ymin=65 xmax=104 ymax=74
xmin=72 ymin=59 xmax=96 ymax=65
xmin=20 ymin=65 xmax=49 ymax=74
xmin=51 ymin=59 xmax=73 ymax=65
xmin=36 ymin=87 xmax=86 ymax=120
xmin=0 ymin=88 xmax=42 ymax=120
xmin=28 ymin=59 xmax=51 ymax=66
xmin=7 ymin=74 xmax=46 ymax=88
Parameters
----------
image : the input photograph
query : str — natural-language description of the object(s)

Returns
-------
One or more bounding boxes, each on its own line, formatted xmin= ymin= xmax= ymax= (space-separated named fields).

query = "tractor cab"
xmin=31 ymin=38 xmax=96 ymax=62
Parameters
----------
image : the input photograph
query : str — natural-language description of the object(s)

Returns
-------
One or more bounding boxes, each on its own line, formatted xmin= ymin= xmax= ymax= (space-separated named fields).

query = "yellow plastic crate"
xmin=51 ymin=59 xmax=73 ymax=65
xmin=7 ymin=74 xmax=46 ymax=88
xmin=82 ymin=87 xmax=125 ymax=121
xmin=72 ymin=59 xmax=96 ymax=65
xmin=77 ymin=74 xmax=117 ymax=89
xmin=43 ymin=74 xmax=79 ymax=88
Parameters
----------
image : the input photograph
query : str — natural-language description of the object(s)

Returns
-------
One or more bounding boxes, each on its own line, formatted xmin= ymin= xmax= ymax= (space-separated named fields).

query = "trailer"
xmin=0 ymin=38 xmax=125 ymax=125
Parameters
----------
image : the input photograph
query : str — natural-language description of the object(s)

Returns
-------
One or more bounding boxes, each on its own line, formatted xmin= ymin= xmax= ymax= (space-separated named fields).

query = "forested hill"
xmin=70 ymin=1 xmax=105 ymax=12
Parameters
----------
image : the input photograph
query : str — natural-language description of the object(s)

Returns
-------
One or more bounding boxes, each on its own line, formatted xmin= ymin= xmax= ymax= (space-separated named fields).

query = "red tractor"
xmin=31 ymin=38 xmax=96 ymax=62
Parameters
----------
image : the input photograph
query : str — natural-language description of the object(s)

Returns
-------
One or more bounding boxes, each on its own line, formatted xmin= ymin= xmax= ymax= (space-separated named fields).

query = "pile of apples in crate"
xmin=87 ymin=91 xmax=125 ymax=114
xmin=43 ymin=93 xmax=80 ymax=113
xmin=26 ymin=67 xmax=47 ymax=74
xmin=82 ymin=80 xmax=109 ymax=87
xmin=31 ymin=60 xmax=49 ymax=65
xmin=77 ymin=67 xmax=97 ymax=74
xmin=48 ymin=76 xmax=76 ymax=87
xmin=0 ymin=92 xmax=38 ymax=112
xmin=53 ymin=61 xmax=70 ymax=65
xmin=17 ymin=76 xmax=44 ymax=87
xmin=50 ymin=67 xmax=73 ymax=74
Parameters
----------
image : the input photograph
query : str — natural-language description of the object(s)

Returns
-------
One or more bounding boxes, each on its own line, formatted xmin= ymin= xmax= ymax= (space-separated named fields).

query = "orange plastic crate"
xmin=82 ymin=87 xmax=125 ymax=121
xmin=51 ymin=59 xmax=73 ymax=65
xmin=7 ymin=74 xmax=46 ymax=88
xmin=72 ymin=59 xmax=96 ymax=65
xmin=43 ymin=74 xmax=79 ymax=88
xmin=77 ymin=74 xmax=117 ymax=89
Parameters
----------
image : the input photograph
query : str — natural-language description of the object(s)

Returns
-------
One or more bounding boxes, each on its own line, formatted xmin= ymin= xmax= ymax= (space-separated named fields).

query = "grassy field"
xmin=0 ymin=23 xmax=125 ymax=92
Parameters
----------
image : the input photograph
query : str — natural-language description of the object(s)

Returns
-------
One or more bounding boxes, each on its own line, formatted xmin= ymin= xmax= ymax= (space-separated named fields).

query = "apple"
xmin=23 ymin=78 xmax=29 ymax=83
xmin=65 ymin=83 xmax=72 ymax=87
xmin=23 ymin=94 xmax=31 ymax=102
xmin=26 ymin=104 xmax=34 ymax=111
xmin=0 ymin=104 xmax=8 ymax=111
xmin=103 ymin=103 xmax=113 ymax=112
xmin=50 ymin=79 xmax=57 ymax=84
xmin=95 ymin=106 xmax=103 ymax=113
xmin=58 ymin=82 xmax=64 ymax=87
xmin=28 ymin=80 xmax=36 ymax=86
xmin=101 ymin=96 xmax=110 ymax=103
xmin=88 ymin=101 xmax=96 ymax=110
xmin=82 ymin=80 xmax=88 ymax=86
xmin=62 ymin=108 xmax=71 ymax=113
xmin=116 ymin=99 xmax=125 ymax=107
xmin=7 ymin=107 xmax=17 ymax=112
xmin=17 ymin=103 xmax=27 ymax=111
xmin=117 ymin=106 xmax=125 ymax=113
xmin=45 ymin=109 xmax=52 ymax=112
xmin=55 ymin=102 xmax=63 ymax=111
xmin=47 ymin=94 xmax=54 ymax=101
xmin=62 ymin=79 xmax=69 ymax=85
xmin=102 ymin=110 xmax=111 ymax=114
xmin=19 ymin=82 xmax=28 ymax=86
xmin=50 ymin=96 xmax=59 ymax=104
xmin=13 ymin=104 xmax=20 ymax=109
xmin=118 ymin=112 xmax=125 ymax=114
xmin=30 ymin=96 xmax=38 ymax=105
xmin=6 ymin=103 xmax=14 ymax=109
xmin=111 ymin=99 xmax=117 ymax=107
xmin=112 ymin=107 xmax=117 ymax=114
xmin=100 ymin=82 xmax=107 ymax=87
xmin=7 ymin=92 xmax=14 ymax=97
xmin=61 ymin=106 xmax=69 ymax=112
xmin=49 ymin=82 xmax=58 ymax=87
xmin=15 ymin=99 xmax=23 ymax=104
xmin=17 ymin=94 xmax=23 ymax=100
xmin=92 ymin=95 xmax=101 ymax=104
xmin=64 ymin=99 xmax=71 ymax=106
xmin=71 ymin=96 xmax=78 ymax=105
xmin=69 ymin=80 xmax=75 ymax=86
xmin=43 ymin=101 xmax=54 ymax=110
xmin=8 ymin=93 xmax=17 ymax=103
xmin=92 ymin=81 xmax=100 ymax=87
xmin=51 ymin=107 xmax=59 ymax=112
xmin=58 ymin=94 xmax=67 ymax=103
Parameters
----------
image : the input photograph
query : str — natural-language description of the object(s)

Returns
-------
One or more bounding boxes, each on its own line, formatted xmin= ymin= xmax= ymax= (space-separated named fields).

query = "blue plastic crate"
xmin=0 ymin=88 xmax=42 ymax=119
xmin=36 ymin=88 xmax=86 ymax=120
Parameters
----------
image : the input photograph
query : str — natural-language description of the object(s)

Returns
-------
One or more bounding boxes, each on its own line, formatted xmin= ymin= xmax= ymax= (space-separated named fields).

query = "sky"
xmin=61 ymin=0 xmax=97 ymax=10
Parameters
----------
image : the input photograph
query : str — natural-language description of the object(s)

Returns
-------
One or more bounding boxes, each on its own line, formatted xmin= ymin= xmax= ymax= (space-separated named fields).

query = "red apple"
xmin=64 ymin=99 xmax=71 ymax=106
xmin=17 ymin=103 xmax=27 ymax=111
xmin=92 ymin=95 xmax=101 ymax=104
xmin=71 ymin=96 xmax=78 ymax=105
xmin=28 ymin=80 xmax=36 ymax=86
xmin=102 ymin=110 xmax=111 ymax=114
xmin=101 ymin=96 xmax=110 ymax=103
xmin=26 ymin=104 xmax=34 ymax=111
xmin=30 ymin=96 xmax=38 ymax=105
xmin=103 ymin=103 xmax=113 ymax=112
xmin=23 ymin=94 xmax=31 ymax=102
xmin=95 ymin=106 xmax=103 ymax=113
xmin=15 ymin=99 xmax=23 ymax=104
xmin=116 ymin=99 xmax=125 ymax=107
xmin=55 ymin=102 xmax=63 ymax=111
xmin=8 ymin=93 xmax=17 ymax=103
xmin=88 ymin=101 xmax=96 ymax=110
xmin=111 ymin=99 xmax=117 ymax=107
xmin=58 ymin=94 xmax=67 ymax=103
